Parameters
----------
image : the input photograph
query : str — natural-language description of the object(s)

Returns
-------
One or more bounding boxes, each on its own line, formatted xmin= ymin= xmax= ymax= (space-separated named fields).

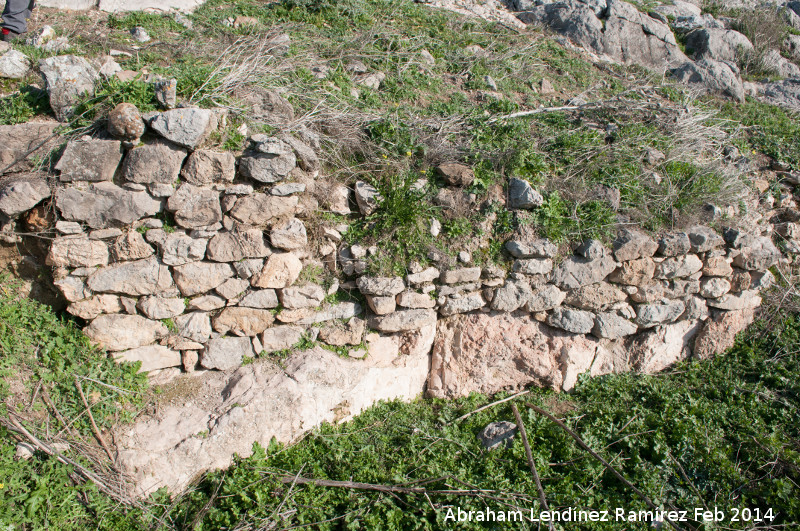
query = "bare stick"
xmin=511 ymin=404 xmax=553 ymax=531
xmin=525 ymin=402 xmax=686 ymax=531
xmin=449 ymin=389 xmax=530 ymax=425
xmin=74 ymin=376 xmax=115 ymax=462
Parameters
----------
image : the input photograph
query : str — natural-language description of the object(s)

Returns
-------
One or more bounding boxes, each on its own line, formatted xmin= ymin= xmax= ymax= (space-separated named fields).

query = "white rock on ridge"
xmin=39 ymin=55 xmax=99 ymax=121
xmin=149 ymin=108 xmax=218 ymax=150
xmin=0 ymin=50 xmax=32 ymax=79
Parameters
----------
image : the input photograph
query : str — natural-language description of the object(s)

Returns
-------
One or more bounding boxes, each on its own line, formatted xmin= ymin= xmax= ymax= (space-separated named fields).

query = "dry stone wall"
xmin=0 ymin=97 xmax=789 ymax=497
xmin=0 ymin=99 xmax=784 ymax=395
xmin=0 ymin=99 xmax=781 ymax=395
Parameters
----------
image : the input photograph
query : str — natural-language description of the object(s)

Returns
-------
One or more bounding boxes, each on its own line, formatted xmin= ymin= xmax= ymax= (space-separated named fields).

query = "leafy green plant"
xmin=721 ymin=100 xmax=800 ymax=171
xmin=349 ymin=172 xmax=438 ymax=275
xmin=0 ymin=87 xmax=52 ymax=126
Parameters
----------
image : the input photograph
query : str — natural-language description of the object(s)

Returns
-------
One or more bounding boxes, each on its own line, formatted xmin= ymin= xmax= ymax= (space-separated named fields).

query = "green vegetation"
xmin=0 ymin=87 xmax=51 ymax=126
xmin=721 ymin=100 xmax=800 ymax=171
xmin=1 ymin=264 xmax=798 ymax=528
xmin=0 ymin=275 xmax=148 ymax=528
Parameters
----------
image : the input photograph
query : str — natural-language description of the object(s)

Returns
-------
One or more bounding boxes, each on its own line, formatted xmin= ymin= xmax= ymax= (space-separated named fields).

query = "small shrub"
xmin=0 ymin=87 xmax=51 ymax=126
xmin=732 ymin=8 xmax=791 ymax=79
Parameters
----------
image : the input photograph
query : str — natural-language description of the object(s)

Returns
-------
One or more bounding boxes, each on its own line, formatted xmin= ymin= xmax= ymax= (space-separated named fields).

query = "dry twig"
xmin=510 ymin=404 xmax=553 ymax=531
xmin=449 ymin=389 xmax=530 ymax=425
xmin=74 ymin=376 xmax=115 ymax=462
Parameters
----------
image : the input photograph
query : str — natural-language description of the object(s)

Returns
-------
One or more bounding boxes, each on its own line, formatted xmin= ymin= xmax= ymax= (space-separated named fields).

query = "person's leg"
xmin=2 ymin=0 xmax=33 ymax=35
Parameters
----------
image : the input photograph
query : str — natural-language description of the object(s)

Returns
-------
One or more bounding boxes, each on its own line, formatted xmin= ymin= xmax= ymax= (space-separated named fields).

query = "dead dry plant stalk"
xmin=191 ymin=32 xmax=299 ymax=106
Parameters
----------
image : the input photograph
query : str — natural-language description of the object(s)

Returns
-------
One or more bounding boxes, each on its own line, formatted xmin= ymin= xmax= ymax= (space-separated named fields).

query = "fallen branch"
xmin=74 ymin=376 xmax=115 ymax=462
xmin=449 ymin=389 xmax=530 ymax=425
xmin=489 ymin=104 xmax=583 ymax=123
xmin=525 ymin=402 xmax=687 ymax=531
xmin=511 ymin=404 xmax=553 ymax=531
xmin=1 ymin=415 xmax=131 ymax=504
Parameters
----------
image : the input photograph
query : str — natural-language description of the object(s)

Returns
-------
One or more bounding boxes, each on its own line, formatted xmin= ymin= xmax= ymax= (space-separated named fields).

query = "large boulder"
xmin=602 ymin=0 xmax=689 ymax=69
xmin=685 ymin=28 xmax=753 ymax=63
xmin=672 ymin=59 xmax=744 ymax=102
xmin=758 ymin=79 xmax=800 ymax=113
xmin=629 ymin=319 xmax=703 ymax=373
xmin=55 ymin=182 xmax=161 ymax=229
xmin=428 ymin=312 xmax=626 ymax=397
xmin=693 ymin=309 xmax=754 ymax=360
xmin=116 ymin=328 xmax=434 ymax=497
xmin=518 ymin=0 xmax=688 ymax=71
xmin=39 ymin=55 xmax=99 ymax=121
